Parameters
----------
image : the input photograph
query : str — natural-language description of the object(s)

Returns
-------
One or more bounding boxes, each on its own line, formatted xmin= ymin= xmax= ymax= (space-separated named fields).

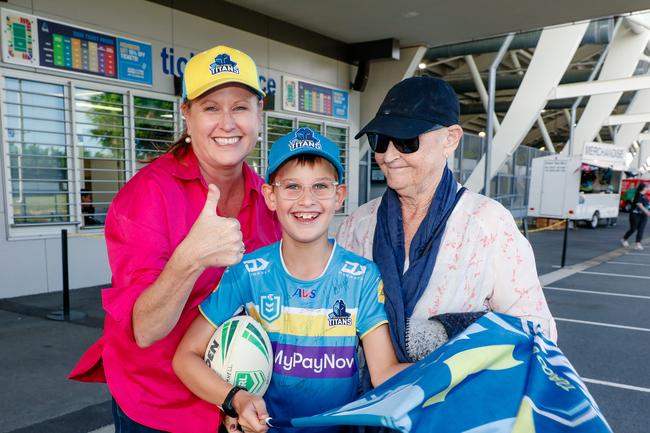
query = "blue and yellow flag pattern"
xmin=273 ymin=312 xmax=611 ymax=432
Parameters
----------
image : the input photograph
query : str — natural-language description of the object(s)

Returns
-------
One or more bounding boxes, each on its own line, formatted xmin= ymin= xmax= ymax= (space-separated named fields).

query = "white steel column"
xmin=464 ymin=55 xmax=500 ymax=132
xmin=640 ymin=139 xmax=650 ymax=172
xmin=614 ymin=90 xmax=650 ymax=169
xmin=536 ymin=117 xmax=556 ymax=153
xmin=464 ymin=22 xmax=588 ymax=192
xmin=567 ymin=18 xmax=650 ymax=155
xmin=606 ymin=112 xmax=650 ymax=126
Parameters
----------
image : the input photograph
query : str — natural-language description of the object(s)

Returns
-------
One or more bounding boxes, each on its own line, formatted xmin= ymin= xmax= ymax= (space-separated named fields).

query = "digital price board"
xmin=283 ymin=76 xmax=348 ymax=120
xmin=38 ymin=18 xmax=116 ymax=78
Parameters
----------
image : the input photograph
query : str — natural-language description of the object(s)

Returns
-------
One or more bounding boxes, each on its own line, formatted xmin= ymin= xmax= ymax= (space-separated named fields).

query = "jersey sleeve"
xmin=356 ymin=263 xmax=389 ymax=339
xmin=199 ymin=264 xmax=249 ymax=328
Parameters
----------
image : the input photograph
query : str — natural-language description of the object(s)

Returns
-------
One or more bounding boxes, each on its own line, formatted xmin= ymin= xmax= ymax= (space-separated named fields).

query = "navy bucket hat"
xmin=356 ymin=76 xmax=460 ymax=140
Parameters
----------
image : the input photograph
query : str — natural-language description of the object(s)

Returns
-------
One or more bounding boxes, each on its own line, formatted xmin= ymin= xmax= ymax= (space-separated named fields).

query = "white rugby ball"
xmin=204 ymin=315 xmax=273 ymax=396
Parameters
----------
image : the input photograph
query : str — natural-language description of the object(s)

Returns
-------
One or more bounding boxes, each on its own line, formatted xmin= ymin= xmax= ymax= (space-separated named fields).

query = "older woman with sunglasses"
xmin=337 ymin=77 xmax=556 ymax=366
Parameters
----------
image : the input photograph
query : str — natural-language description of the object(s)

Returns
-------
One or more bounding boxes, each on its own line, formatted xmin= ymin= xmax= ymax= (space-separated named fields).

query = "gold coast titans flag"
xmin=271 ymin=312 xmax=611 ymax=432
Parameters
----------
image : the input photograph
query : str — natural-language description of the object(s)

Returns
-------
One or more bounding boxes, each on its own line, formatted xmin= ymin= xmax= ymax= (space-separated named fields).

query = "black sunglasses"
xmin=367 ymin=133 xmax=420 ymax=154
xmin=367 ymin=126 xmax=444 ymax=154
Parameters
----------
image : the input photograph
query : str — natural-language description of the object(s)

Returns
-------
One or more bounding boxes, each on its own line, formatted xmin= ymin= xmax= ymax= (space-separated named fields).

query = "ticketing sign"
xmin=2 ymin=8 xmax=152 ymax=85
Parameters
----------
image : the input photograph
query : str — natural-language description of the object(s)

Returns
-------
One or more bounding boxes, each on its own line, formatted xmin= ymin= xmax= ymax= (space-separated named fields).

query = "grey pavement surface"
xmin=0 ymin=288 xmax=111 ymax=433
xmin=0 ymin=220 xmax=648 ymax=433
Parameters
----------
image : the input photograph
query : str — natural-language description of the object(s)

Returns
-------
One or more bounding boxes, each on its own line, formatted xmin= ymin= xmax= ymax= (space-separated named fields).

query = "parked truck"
xmin=527 ymin=142 xmax=626 ymax=228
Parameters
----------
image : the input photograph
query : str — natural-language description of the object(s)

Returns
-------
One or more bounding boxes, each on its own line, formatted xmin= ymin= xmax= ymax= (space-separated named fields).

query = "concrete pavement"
xmin=0 ymin=222 xmax=647 ymax=433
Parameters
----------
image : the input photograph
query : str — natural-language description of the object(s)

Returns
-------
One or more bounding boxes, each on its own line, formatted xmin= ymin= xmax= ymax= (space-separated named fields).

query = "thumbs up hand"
xmin=182 ymin=184 xmax=245 ymax=270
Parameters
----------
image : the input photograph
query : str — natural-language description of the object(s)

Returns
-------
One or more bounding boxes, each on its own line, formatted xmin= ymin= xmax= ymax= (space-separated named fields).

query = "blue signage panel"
xmin=117 ymin=38 xmax=152 ymax=85
xmin=331 ymin=89 xmax=348 ymax=119
xmin=37 ymin=18 xmax=117 ymax=78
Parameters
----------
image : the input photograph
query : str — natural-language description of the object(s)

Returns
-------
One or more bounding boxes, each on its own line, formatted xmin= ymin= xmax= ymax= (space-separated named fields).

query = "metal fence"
xmin=452 ymin=133 xmax=550 ymax=217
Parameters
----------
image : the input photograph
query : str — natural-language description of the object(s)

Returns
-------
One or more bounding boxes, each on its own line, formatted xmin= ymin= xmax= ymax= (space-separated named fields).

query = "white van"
xmin=527 ymin=143 xmax=626 ymax=228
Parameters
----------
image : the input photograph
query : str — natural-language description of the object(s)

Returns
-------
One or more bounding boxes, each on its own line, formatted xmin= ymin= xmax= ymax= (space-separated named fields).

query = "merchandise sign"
xmin=1 ymin=8 xmax=152 ymax=86
xmin=582 ymin=142 xmax=628 ymax=171
xmin=283 ymin=75 xmax=348 ymax=120
xmin=117 ymin=38 xmax=152 ymax=85
xmin=2 ymin=10 xmax=38 ymax=66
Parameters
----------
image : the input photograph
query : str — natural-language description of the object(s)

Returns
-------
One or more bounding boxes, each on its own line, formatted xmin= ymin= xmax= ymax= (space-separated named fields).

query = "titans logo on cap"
xmin=210 ymin=53 xmax=240 ymax=75
xmin=288 ymin=128 xmax=321 ymax=151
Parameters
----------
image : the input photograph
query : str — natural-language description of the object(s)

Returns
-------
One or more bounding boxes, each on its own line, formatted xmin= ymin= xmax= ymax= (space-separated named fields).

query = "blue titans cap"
xmin=266 ymin=128 xmax=344 ymax=183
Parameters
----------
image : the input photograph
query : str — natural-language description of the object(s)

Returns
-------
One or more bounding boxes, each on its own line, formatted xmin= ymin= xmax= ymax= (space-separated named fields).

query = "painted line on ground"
xmin=544 ymin=286 xmax=650 ymax=300
xmin=88 ymin=425 xmax=113 ymax=433
xmin=606 ymin=261 xmax=650 ymax=266
xmin=578 ymin=270 xmax=650 ymax=280
xmin=582 ymin=378 xmax=650 ymax=393
xmin=539 ymin=247 xmax=630 ymax=286
xmin=555 ymin=317 xmax=650 ymax=332
xmin=625 ymin=252 xmax=650 ymax=257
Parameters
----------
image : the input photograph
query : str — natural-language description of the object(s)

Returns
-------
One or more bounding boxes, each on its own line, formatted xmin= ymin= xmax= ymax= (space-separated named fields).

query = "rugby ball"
xmin=204 ymin=315 xmax=273 ymax=396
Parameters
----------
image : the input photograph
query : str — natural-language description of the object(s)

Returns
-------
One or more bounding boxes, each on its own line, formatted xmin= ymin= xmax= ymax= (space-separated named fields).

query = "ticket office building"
xmin=0 ymin=0 xmax=361 ymax=298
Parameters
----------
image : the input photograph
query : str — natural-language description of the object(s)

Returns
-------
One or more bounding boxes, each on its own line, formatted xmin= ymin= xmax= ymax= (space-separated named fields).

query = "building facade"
xmin=0 ymin=0 xmax=362 ymax=297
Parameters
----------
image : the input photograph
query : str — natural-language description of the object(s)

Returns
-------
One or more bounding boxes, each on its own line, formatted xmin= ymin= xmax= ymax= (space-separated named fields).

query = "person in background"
xmin=81 ymin=189 xmax=101 ymax=226
xmin=337 ymin=77 xmax=557 ymax=369
xmin=69 ymin=45 xmax=281 ymax=433
xmin=621 ymin=182 xmax=650 ymax=250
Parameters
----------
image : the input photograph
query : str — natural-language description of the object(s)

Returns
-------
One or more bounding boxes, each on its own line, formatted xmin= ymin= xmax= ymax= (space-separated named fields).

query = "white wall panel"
xmin=0 ymin=235 xmax=48 ymax=297
xmin=0 ymin=0 xmax=357 ymax=298
xmin=44 ymin=236 xmax=109 ymax=293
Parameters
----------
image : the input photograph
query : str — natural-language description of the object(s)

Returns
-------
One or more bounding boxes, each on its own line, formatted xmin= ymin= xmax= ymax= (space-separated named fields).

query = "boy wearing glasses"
xmin=174 ymin=128 xmax=408 ymax=433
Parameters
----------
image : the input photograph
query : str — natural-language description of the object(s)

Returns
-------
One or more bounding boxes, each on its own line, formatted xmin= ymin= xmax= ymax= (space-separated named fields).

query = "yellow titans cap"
xmin=182 ymin=45 xmax=265 ymax=101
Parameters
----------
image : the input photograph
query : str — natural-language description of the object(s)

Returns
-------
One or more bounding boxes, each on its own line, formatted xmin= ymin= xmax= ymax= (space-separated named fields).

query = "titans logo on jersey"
xmin=199 ymin=240 xmax=388 ymax=427
xmin=328 ymin=299 xmax=352 ymax=327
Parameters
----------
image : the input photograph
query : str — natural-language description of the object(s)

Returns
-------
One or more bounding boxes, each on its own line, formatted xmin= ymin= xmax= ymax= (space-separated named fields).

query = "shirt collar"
xmin=171 ymin=148 xmax=202 ymax=181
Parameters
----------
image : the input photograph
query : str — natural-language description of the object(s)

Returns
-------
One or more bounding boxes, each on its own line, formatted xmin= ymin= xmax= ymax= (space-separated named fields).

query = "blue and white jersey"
xmin=199 ymin=240 xmax=387 ymax=431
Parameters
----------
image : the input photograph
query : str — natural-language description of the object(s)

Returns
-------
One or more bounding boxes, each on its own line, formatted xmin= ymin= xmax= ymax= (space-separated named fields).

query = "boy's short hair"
xmin=268 ymin=154 xmax=339 ymax=184
xmin=266 ymin=128 xmax=344 ymax=183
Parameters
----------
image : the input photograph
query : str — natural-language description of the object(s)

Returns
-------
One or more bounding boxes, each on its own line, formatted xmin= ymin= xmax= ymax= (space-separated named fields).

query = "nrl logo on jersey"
xmin=328 ymin=299 xmax=352 ymax=327
xmin=260 ymin=293 xmax=282 ymax=322
xmin=288 ymin=128 xmax=321 ymax=151
xmin=243 ymin=258 xmax=270 ymax=273
xmin=209 ymin=53 xmax=240 ymax=75
xmin=341 ymin=261 xmax=366 ymax=277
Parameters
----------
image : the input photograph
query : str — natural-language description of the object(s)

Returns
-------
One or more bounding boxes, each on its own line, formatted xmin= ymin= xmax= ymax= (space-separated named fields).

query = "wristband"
xmin=221 ymin=385 xmax=246 ymax=417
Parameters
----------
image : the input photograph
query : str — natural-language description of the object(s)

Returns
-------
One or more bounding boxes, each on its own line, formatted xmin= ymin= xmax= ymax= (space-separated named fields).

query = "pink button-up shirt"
xmin=70 ymin=149 xmax=281 ymax=433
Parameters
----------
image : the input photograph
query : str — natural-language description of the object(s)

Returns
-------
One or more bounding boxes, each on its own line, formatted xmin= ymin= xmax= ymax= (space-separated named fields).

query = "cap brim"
xmin=355 ymin=114 xmax=437 ymax=140
xmin=266 ymin=146 xmax=344 ymax=184
xmin=187 ymin=79 xmax=265 ymax=101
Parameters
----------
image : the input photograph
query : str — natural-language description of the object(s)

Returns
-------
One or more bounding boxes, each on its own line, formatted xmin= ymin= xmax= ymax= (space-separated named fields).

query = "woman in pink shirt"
xmin=69 ymin=45 xmax=281 ymax=433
